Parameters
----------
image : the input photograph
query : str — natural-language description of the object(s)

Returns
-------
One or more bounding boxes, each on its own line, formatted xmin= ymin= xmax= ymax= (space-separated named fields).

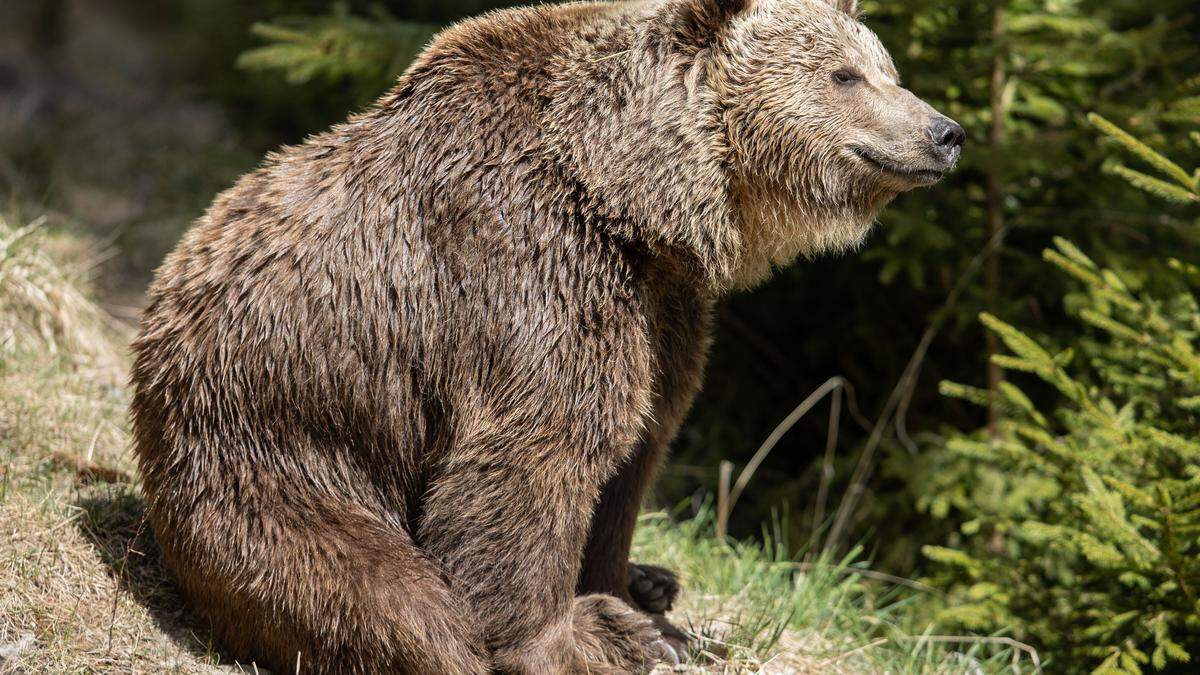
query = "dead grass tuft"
xmin=0 ymin=215 xmax=229 ymax=673
xmin=0 ymin=215 xmax=125 ymax=384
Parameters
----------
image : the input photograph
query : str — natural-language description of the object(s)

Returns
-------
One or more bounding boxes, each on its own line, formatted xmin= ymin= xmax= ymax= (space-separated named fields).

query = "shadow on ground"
xmin=75 ymin=489 xmax=239 ymax=670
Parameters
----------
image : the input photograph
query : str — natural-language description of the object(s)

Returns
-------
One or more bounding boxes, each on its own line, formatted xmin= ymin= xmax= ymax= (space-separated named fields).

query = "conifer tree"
xmin=236 ymin=2 xmax=437 ymax=103
xmin=925 ymin=118 xmax=1200 ymax=673
xmin=865 ymin=0 xmax=1190 ymax=413
xmin=855 ymin=0 xmax=1200 ymax=566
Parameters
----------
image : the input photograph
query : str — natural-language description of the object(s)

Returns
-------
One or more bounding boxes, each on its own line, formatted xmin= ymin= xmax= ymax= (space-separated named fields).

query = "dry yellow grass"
xmin=0 ymin=217 xmax=124 ymax=378
xmin=0 ymin=215 xmax=234 ymax=673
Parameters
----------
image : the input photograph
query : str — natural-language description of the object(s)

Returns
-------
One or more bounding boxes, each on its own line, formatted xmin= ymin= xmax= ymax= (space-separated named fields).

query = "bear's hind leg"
xmin=154 ymin=499 xmax=490 ymax=674
xmin=417 ymin=443 xmax=673 ymax=674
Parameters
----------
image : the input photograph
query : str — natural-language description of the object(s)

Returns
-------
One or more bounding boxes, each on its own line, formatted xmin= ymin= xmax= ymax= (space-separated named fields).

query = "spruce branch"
xmin=237 ymin=4 xmax=437 ymax=89
xmin=1088 ymin=113 xmax=1197 ymax=191
xmin=1108 ymin=166 xmax=1200 ymax=204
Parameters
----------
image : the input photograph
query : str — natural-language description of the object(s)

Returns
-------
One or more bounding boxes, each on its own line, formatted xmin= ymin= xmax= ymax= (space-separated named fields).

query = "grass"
xmin=0 ymin=215 xmax=224 ymax=673
xmin=0 ymin=214 xmax=1031 ymax=673
xmin=632 ymin=512 xmax=1033 ymax=673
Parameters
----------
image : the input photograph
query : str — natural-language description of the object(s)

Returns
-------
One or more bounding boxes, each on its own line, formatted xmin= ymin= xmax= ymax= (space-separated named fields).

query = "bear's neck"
xmin=727 ymin=179 xmax=888 ymax=291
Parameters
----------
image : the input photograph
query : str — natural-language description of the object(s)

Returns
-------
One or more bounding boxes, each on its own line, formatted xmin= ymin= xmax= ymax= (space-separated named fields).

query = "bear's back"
xmin=130 ymin=0 xmax=648 ymax=485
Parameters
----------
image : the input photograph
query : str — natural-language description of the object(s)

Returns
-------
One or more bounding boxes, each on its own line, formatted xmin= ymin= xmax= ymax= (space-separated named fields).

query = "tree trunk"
xmin=985 ymin=3 xmax=1008 ymax=437
xmin=33 ymin=0 xmax=68 ymax=56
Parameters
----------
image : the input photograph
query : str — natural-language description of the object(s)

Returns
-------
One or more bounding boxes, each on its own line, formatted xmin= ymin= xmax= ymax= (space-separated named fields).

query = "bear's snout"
xmin=927 ymin=116 xmax=966 ymax=166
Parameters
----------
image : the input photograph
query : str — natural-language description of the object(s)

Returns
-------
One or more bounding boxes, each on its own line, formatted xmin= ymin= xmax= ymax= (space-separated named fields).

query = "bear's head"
xmin=545 ymin=0 xmax=962 ymax=290
xmin=708 ymin=0 xmax=964 ymax=285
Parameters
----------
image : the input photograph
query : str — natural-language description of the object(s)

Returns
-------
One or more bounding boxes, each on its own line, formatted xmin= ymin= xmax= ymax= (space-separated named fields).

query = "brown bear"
xmin=130 ymin=0 xmax=962 ymax=672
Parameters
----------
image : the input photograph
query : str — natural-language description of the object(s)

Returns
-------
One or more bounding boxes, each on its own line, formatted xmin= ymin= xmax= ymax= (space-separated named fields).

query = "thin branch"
xmin=716 ymin=460 xmax=734 ymax=539
xmin=823 ymin=637 xmax=889 ymax=664
xmin=826 ymin=226 xmax=1009 ymax=552
xmin=810 ymin=384 xmax=842 ymax=547
xmin=784 ymin=561 xmax=942 ymax=595
xmin=895 ymin=226 xmax=1011 ymax=453
xmin=722 ymin=376 xmax=848 ymax=532
xmin=899 ymin=635 xmax=1042 ymax=671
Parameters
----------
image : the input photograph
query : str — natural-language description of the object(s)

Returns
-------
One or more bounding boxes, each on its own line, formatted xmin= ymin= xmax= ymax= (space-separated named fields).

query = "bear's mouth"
xmin=849 ymin=145 xmax=946 ymax=185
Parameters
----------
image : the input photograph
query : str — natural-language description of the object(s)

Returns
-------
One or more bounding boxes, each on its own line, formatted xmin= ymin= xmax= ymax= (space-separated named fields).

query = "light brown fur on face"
xmin=712 ymin=0 xmax=962 ymax=286
xmin=130 ymin=1 xmax=957 ymax=672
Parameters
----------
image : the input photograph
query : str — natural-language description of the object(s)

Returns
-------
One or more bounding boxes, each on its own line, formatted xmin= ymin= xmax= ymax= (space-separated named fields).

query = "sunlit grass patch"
xmin=633 ymin=510 xmax=1029 ymax=673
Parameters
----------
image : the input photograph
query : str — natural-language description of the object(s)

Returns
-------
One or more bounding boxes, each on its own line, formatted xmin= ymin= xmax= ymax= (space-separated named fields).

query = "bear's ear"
xmin=664 ymin=0 xmax=752 ymax=53
xmin=824 ymin=0 xmax=861 ymax=18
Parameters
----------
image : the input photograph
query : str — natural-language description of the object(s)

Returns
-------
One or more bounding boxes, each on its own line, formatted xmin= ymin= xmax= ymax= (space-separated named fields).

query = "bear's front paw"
xmin=628 ymin=562 xmax=679 ymax=614
xmin=572 ymin=594 xmax=673 ymax=672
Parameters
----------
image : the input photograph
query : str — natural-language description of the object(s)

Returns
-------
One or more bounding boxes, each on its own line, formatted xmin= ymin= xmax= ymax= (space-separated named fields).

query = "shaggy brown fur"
xmin=131 ymin=0 xmax=960 ymax=672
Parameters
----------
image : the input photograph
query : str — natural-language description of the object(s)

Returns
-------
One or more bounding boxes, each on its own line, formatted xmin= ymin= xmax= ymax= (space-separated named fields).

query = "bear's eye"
xmin=832 ymin=69 xmax=864 ymax=85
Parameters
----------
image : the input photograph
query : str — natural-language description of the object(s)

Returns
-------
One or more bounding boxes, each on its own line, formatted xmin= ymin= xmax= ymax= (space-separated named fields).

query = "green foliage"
xmin=862 ymin=0 xmax=1187 ymax=289
xmin=632 ymin=508 xmax=1026 ymax=671
xmin=1090 ymin=112 xmax=1200 ymax=204
xmin=237 ymin=2 xmax=437 ymax=100
xmin=925 ymin=123 xmax=1200 ymax=673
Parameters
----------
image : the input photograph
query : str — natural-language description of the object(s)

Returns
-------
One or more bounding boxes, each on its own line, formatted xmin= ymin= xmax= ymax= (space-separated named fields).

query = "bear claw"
xmin=650 ymin=613 xmax=692 ymax=667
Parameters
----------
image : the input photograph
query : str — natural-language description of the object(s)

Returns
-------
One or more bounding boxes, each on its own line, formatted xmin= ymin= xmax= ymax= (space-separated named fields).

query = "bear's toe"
xmin=628 ymin=562 xmax=679 ymax=614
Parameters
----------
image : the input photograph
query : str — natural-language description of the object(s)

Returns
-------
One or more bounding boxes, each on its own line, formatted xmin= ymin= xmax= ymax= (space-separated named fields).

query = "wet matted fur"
xmin=131 ymin=0 xmax=959 ymax=672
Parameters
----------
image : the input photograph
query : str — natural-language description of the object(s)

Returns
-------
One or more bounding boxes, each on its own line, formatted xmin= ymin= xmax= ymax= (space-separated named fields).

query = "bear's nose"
xmin=928 ymin=117 xmax=966 ymax=155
